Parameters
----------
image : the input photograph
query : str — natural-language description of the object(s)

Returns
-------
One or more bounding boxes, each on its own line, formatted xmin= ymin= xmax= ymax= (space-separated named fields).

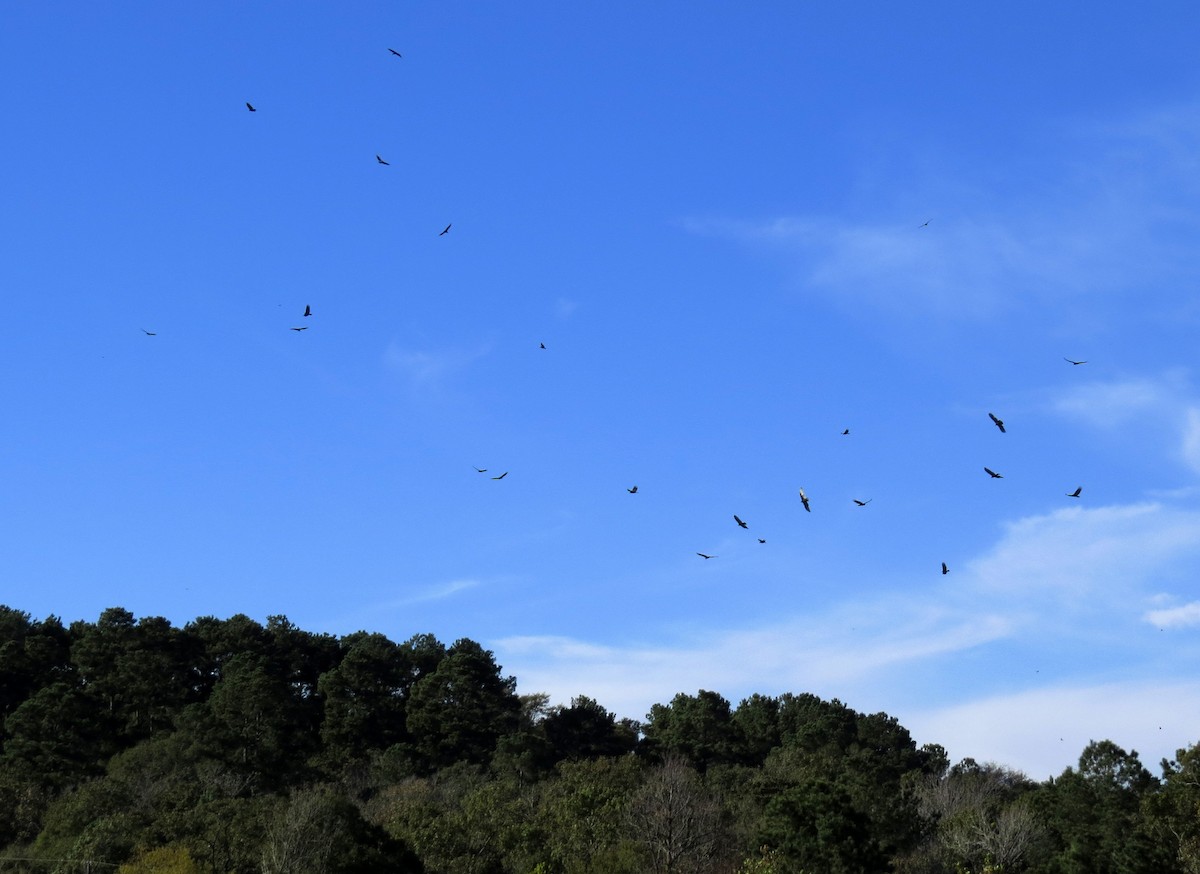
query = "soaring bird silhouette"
xmin=696 ymin=553 xmax=717 ymax=559
xmin=942 ymin=562 xmax=949 ymax=575
xmin=627 ymin=485 xmax=638 ymax=494
xmin=798 ymin=488 xmax=811 ymax=512
xmin=303 ymin=305 xmax=311 ymax=317
xmin=246 ymin=102 xmax=256 ymax=111
xmin=141 ymin=329 xmax=156 ymax=336
xmin=1064 ymin=357 xmax=1087 ymax=365
xmin=734 ymin=515 xmax=748 ymax=529
xmin=376 ymin=154 xmax=390 ymax=165
xmin=388 ymin=48 xmax=402 ymax=57
xmin=919 ymin=220 xmax=931 ymax=228
xmin=989 ymin=412 xmax=1006 ymax=433
xmin=757 ymin=538 xmax=766 ymax=544
xmin=439 ymin=223 xmax=452 ymax=236
xmin=491 ymin=472 xmax=508 ymax=480
xmin=841 ymin=428 xmax=850 ymax=435
xmin=853 ymin=499 xmax=872 ymax=507
xmin=984 ymin=467 xmax=1003 ymax=479
xmin=1067 ymin=487 xmax=1082 ymax=497
xmin=474 ymin=467 xmax=487 ymax=473
xmin=539 ymin=342 xmax=546 ymax=349
xmin=290 ymin=326 xmax=309 ymax=332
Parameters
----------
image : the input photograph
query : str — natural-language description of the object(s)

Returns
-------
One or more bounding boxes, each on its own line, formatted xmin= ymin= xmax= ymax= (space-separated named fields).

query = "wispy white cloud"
xmin=682 ymin=104 xmax=1200 ymax=321
xmin=495 ymin=496 xmax=1200 ymax=777
xmin=686 ymin=206 xmax=1144 ymax=320
xmin=1144 ymin=601 xmax=1200 ymax=629
xmin=382 ymin=343 xmax=490 ymax=388
xmin=318 ymin=578 xmax=485 ymax=635
xmin=398 ymin=578 xmax=480 ymax=605
xmin=495 ymin=597 xmax=1011 ymax=721
xmin=903 ymin=681 xmax=1200 ymax=780
xmin=1082 ymin=102 xmax=1200 ymax=199
xmin=1046 ymin=372 xmax=1200 ymax=474
xmin=966 ymin=502 xmax=1200 ymax=604
xmin=1048 ymin=375 xmax=1182 ymax=429
xmin=554 ymin=297 xmax=580 ymax=320
xmin=1182 ymin=408 xmax=1200 ymax=473
xmin=681 ymin=215 xmax=1031 ymax=318
xmin=340 ymin=580 xmax=482 ymax=625
xmin=1145 ymin=485 xmax=1200 ymax=500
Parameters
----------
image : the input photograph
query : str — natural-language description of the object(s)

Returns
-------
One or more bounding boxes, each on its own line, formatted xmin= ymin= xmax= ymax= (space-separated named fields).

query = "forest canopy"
xmin=1 ymin=604 xmax=1197 ymax=873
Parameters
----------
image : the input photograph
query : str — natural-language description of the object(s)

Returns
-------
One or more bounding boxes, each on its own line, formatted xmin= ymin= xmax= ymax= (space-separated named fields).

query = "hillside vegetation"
xmin=2 ymin=606 xmax=1197 ymax=873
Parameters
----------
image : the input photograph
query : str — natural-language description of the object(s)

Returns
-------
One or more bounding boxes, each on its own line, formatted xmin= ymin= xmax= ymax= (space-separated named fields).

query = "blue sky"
xmin=4 ymin=2 xmax=1200 ymax=779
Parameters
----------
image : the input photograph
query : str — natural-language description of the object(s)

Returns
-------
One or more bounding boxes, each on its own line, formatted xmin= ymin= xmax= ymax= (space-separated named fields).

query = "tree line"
xmin=1 ymin=605 xmax=1199 ymax=873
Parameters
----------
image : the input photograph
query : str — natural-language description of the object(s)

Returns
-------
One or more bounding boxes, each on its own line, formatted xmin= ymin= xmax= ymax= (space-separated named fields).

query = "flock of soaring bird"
xmin=144 ymin=67 xmax=1093 ymax=579
xmin=242 ymin=58 xmax=449 ymax=334
xmin=677 ymin=379 xmax=1089 ymax=572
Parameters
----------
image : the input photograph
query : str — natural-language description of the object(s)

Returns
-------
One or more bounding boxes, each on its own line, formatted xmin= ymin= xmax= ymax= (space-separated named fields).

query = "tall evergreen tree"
xmin=404 ymin=639 xmax=520 ymax=772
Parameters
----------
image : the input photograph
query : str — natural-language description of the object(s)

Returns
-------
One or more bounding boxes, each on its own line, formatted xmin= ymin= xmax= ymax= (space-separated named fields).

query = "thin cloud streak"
xmin=397 ymin=578 xmax=480 ymax=605
xmin=321 ymin=577 xmax=503 ymax=634
xmin=339 ymin=580 xmax=482 ymax=625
